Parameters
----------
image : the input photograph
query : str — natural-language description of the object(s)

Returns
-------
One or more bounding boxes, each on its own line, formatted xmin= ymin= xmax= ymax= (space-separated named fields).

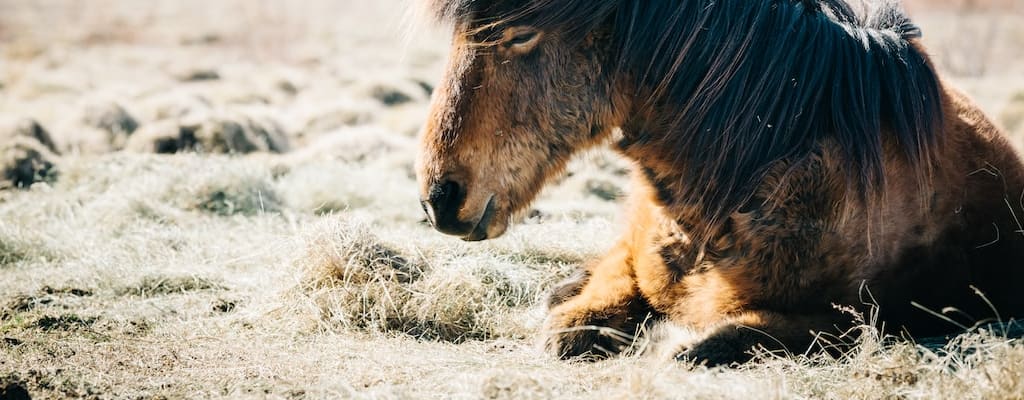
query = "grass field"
xmin=2 ymin=1 xmax=1024 ymax=398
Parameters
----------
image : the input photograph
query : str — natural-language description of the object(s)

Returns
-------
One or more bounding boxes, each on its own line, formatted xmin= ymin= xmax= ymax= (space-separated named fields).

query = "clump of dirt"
xmin=34 ymin=314 xmax=96 ymax=332
xmin=212 ymin=298 xmax=238 ymax=313
xmin=1 ymin=369 xmax=102 ymax=399
xmin=1 ymin=287 xmax=91 ymax=320
xmin=40 ymin=286 xmax=93 ymax=297
xmin=0 ymin=295 xmax=44 ymax=320
xmin=2 ymin=337 xmax=23 ymax=347
xmin=116 ymin=276 xmax=225 ymax=297
xmin=0 ymin=374 xmax=32 ymax=400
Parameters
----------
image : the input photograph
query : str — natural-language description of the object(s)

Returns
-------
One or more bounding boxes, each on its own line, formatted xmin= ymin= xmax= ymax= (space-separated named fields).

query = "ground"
xmin=1 ymin=0 xmax=1024 ymax=399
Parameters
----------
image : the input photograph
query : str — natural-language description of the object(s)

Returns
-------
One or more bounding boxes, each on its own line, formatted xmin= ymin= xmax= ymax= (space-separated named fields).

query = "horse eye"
xmin=503 ymin=29 xmax=540 ymax=50
xmin=507 ymin=31 xmax=537 ymax=46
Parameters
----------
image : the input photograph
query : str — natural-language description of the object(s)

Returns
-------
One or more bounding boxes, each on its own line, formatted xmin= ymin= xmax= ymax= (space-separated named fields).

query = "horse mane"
xmin=425 ymin=0 xmax=945 ymax=238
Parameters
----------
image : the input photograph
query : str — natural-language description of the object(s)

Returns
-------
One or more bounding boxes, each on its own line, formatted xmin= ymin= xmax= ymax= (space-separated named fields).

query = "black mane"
xmin=426 ymin=0 xmax=945 ymax=236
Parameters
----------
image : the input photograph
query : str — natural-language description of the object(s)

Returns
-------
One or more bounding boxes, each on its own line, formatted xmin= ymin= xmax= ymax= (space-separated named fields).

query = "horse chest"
xmin=632 ymin=225 xmax=754 ymax=320
xmin=633 ymin=210 xmax=847 ymax=323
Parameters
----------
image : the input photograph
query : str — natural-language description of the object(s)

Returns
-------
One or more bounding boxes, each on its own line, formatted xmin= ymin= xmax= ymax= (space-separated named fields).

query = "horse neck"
xmin=608 ymin=0 xmax=942 ymax=244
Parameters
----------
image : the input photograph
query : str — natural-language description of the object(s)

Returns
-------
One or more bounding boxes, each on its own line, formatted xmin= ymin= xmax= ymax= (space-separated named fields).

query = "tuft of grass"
xmin=288 ymin=218 xmax=422 ymax=334
xmin=190 ymin=112 xmax=291 ymax=154
xmin=0 ymin=238 xmax=35 ymax=267
xmin=0 ymin=226 xmax=57 ymax=267
xmin=0 ymin=295 xmax=41 ymax=322
xmin=276 ymin=164 xmax=373 ymax=215
xmin=1 ymin=136 xmax=60 ymax=190
xmin=172 ymin=165 xmax=282 ymax=216
xmin=285 ymin=218 xmax=546 ymax=342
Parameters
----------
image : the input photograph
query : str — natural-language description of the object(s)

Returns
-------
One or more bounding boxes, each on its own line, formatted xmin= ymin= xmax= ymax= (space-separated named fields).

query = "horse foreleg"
xmin=543 ymin=243 xmax=654 ymax=359
xmin=676 ymin=311 xmax=852 ymax=366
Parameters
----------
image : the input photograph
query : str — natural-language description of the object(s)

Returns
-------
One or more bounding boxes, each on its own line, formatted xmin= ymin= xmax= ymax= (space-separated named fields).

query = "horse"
xmin=414 ymin=0 xmax=1024 ymax=366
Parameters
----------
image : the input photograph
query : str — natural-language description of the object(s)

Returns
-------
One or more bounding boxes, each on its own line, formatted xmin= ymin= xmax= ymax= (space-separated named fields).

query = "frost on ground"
xmin=1 ymin=0 xmax=1024 ymax=399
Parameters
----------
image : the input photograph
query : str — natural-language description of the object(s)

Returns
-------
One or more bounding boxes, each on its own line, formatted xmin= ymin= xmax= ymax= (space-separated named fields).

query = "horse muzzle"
xmin=420 ymin=179 xmax=500 ymax=241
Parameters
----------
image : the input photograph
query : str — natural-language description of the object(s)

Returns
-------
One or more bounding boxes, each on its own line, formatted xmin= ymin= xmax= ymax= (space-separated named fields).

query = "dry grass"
xmin=1 ymin=0 xmax=1023 ymax=398
xmin=1002 ymin=92 xmax=1024 ymax=137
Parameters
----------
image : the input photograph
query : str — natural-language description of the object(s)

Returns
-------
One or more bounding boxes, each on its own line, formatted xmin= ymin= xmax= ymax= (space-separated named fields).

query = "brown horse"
xmin=415 ymin=0 xmax=1024 ymax=365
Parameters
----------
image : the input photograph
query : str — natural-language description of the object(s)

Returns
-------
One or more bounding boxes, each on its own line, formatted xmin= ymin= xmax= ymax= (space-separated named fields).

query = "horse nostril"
xmin=429 ymin=180 xmax=460 ymax=211
xmin=424 ymin=179 xmax=468 ymax=234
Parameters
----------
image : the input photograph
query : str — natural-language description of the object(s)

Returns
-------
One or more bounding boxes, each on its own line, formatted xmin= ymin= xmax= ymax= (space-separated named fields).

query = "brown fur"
xmin=416 ymin=1 xmax=1024 ymax=365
